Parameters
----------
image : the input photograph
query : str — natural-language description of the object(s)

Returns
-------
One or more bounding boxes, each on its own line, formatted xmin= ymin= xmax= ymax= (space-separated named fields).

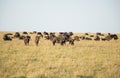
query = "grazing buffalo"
xmin=35 ymin=35 xmax=40 ymax=46
xmin=96 ymin=32 xmax=101 ymax=35
xmin=33 ymin=31 xmax=37 ymax=34
xmin=3 ymin=34 xmax=12 ymax=41
xmin=51 ymin=35 xmax=66 ymax=46
xmin=94 ymin=35 xmax=100 ymax=41
xmin=44 ymin=35 xmax=50 ymax=40
xmin=101 ymin=33 xmax=118 ymax=41
xmin=69 ymin=38 xmax=75 ymax=45
xmin=14 ymin=32 xmax=20 ymax=38
xmin=43 ymin=31 xmax=49 ymax=35
xmin=52 ymin=37 xmax=58 ymax=46
xmin=90 ymin=35 xmax=94 ymax=37
xmin=50 ymin=32 xmax=55 ymax=36
xmin=85 ymin=33 xmax=89 ymax=35
xmin=113 ymin=34 xmax=118 ymax=40
xmin=109 ymin=34 xmax=118 ymax=40
xmin=102 ymin=35 xmax=111 ymax=41
xmin=85 ymin=37 xmax=92 ymax=40
xmin=68 ymin=32 xmax=74 ymax=36
xmin=51 ymin=32 xmax=74 ymax=46
xmin=19 ymin=35 xmax=25 ymax=40
xmin=37 ymin=32 xmax=43 ymax=38
xmin=80 ymin=36 xmax=85 ymax=40
xmin=59 ymin=32 xmax=64 ymax=35
xmin=101 ymin=38 xmax=108 ymax=41
xmin=74 ymin=36 xmax=80 ymax=41
xmin=57 ymin=35 xmax=66 ymax=45
xmin=23 ymin=32 xmax=28 ymax=34
xmin=24 ymin=36 xmax=31 ymax=45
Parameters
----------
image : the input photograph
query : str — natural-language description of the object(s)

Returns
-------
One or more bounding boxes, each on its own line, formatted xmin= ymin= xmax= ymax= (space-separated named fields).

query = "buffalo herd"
xmin=3 ymin=31 xmax=119 ymax=46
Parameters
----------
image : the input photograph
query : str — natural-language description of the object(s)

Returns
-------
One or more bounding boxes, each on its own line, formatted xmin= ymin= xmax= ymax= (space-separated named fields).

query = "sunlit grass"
xmin=0 ymin=32 xmax=120 ymax=78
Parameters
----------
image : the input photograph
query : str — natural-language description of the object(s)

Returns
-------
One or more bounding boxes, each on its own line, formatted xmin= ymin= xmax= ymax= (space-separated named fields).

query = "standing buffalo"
xmin=24 ymin=36 xmax=31 ymax=45
xmin=51 ymin=32 xmax=74 ymax=46
xmin=35 ymin=35 xmax=40 ymax=46
xmin=52 ymin=36 xmax=66 ymax=46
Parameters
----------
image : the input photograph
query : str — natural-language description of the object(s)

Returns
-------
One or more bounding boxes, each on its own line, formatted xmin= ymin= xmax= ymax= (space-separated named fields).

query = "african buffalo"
xmin=3 ymin=34 xmax=12 ymax=41
xmin=51 ymin=35 xmax=66 ymax=46
xmin=109 ymin=34 xmax=118 ymax=40
xmin=85 ymin=37 xmax=92 ymax=40
xmin=14 ymin=32 xmax=20 ymax=38
xmin=33 ymin=31 xmax=37 ymax=34
xmin=24 ymin=36 xmax=31 ymax=45
xmin=37 ymin=32 xmax=43 ymax=38
xmin=96 ymin=32 xmax=101 ymax=35
xmin=74 ymin=36 xmax=80 ymax=41
xmin=43 ymin=31 xmax=49 ymax=35
xmin=80 ymin=36 xmax=85 ymax=40
xmin=102 ymin=33 xmax=119 ymax=41
xmin=19 ymin=35 xmax=25 ymax=40
xmin=85 ymin=33 xmax=89 ymax=35
xmin=35 ymin=35 xmax=40 ymax=46
xmin=23 ymin=32 xmax=28 ymax=34
xmin=94 ymin=35 xmax=100 ymax=41
xmin=69 ymin=38 xmax=75 ymax=45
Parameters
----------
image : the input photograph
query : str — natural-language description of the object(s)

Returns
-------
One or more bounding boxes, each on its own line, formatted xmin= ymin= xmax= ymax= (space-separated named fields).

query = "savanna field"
xmin=0 ymin=32 xmax=120 ymax=78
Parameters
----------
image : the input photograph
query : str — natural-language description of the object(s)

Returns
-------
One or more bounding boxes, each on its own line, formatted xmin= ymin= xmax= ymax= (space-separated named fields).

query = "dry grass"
xmin=0 ymin=32 xmax=120 ymax=78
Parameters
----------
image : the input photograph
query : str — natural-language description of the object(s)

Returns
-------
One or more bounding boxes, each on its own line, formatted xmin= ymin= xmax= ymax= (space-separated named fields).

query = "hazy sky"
xmin=0 ymin=0 xmax=120 ymax=33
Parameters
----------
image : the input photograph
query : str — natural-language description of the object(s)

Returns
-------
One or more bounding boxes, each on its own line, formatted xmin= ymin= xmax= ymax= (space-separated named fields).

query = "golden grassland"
xmin=0 ymin=32 xmax=120 ymax=78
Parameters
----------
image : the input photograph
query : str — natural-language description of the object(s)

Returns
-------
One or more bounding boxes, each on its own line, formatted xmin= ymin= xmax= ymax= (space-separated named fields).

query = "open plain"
xmin=0 ymin=32 xmax=120 ymax=78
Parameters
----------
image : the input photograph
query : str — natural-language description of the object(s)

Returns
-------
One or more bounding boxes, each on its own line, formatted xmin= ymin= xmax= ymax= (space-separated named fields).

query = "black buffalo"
xmin=51 ymin=32 xmax=74 ymax=46
xmin=43 ymin=31 xmax=49 ymax=35
xmin=14 ymin=32 xmax=20 ymax=38
xmin=101 ymin=33 xmax=118 ymax=41
xmin=94 ymin=35 xmax=100 ymax=41
xmin=96 ymin=32 xmax=101 ymax=35
xmin=109 ymin=34 xmax=118 ymax=40
xmin=85 ymin=33 xmax=89 ymax=35
xmin=23 ymin=32 xmax=28 ymax=34
xmin=37 ymin=32 xmax=43 ymax=38
xmin=74 ymin=36 xmax=80 ymax=41
xmin=24 ymin=36 xmax=31 ymax=45
xmin=51 ymin=35 xmax=66 ymax=46
xmin=69 ymin=38 xmax=75 ymax=45
xmin=35 ymin=35 xmax=40 ymax=46
xmin=19 ymin=35 xmax=25 ymax=40
xmin=3 ymin=34 xmax=12 ymax=41
xmin=80 ymin=36 xmax=85 ymax=40
xmin=85 ymin=37 xmax=92 ymax=40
